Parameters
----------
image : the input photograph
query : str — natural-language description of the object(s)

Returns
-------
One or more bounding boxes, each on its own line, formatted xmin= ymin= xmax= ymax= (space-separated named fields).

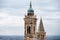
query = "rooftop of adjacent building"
xmin=38 ymin=18 xmax=45 ymax=32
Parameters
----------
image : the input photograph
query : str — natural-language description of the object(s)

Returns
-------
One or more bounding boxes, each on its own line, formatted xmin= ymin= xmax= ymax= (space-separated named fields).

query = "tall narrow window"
xmin=27 ymin=26 xmax=30 ymax=34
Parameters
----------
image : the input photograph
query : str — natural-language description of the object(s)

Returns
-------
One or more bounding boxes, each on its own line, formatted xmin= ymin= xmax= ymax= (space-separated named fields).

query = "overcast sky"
xmin=0 ymin=0 xmax=60 ymax=36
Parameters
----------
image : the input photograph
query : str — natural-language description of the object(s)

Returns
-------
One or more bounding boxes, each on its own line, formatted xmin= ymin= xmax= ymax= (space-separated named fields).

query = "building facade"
xmin=24 ymin=2 xmax=46 ymax=40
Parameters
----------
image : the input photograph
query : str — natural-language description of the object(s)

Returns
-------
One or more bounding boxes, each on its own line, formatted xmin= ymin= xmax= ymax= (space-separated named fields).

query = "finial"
xmin=30 ymin=1 xmax=32 ymax=8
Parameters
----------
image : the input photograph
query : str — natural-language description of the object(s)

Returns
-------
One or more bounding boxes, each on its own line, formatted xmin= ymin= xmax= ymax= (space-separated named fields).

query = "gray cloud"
xmin=0 ymin=25 xmax=24 ymax=35
xmin=0 ymin=0 xmax=60 ymax=35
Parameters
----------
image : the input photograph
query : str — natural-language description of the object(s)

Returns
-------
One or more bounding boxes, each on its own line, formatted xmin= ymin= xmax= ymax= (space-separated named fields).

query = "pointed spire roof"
xmin=38 ymin=18 xmax=45 ymax=32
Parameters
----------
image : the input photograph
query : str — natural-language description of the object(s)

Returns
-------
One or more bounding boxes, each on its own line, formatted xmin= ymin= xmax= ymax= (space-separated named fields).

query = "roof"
xmin=38 ymin=18 xmax=45 ymax=32
xmin=28 ymin=1 xmax=34 ymax=13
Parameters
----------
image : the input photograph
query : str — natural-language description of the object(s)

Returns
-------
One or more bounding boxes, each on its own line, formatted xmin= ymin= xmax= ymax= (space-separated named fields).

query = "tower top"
xmin=38 ymin=18 xmax=45 ymax=32
xmin=27 ymin=1 xmax=34 ymax=14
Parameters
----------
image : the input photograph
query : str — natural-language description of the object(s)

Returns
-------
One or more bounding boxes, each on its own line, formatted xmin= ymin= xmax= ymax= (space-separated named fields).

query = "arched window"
xmin=27 ymin=26 xmax=31 ymax=34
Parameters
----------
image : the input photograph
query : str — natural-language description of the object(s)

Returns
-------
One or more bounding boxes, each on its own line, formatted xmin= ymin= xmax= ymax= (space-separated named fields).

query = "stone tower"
xmin=37 ymin=18 xmax=46 ymax=40
xmin=24 ymin=1 xmax=37 ymax=40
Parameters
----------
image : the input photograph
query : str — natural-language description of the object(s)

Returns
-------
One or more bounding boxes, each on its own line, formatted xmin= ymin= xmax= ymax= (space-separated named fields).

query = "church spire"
xmin=38 ymin=18 xmax=45 ymax=32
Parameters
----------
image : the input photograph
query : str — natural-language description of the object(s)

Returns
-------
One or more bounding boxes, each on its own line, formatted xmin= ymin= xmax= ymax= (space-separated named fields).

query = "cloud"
xmin=0 ymin=0 xmax=60 ymax=35
xmin=0 ymin=12 xmax=24 ymax=27
xmin=0 ymin=0 xmax=29 ymax=9
xmin=0 ymin=26 xmax=24 ymax=35
xmin=0 ymin=9 xmax=24 ymax=35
